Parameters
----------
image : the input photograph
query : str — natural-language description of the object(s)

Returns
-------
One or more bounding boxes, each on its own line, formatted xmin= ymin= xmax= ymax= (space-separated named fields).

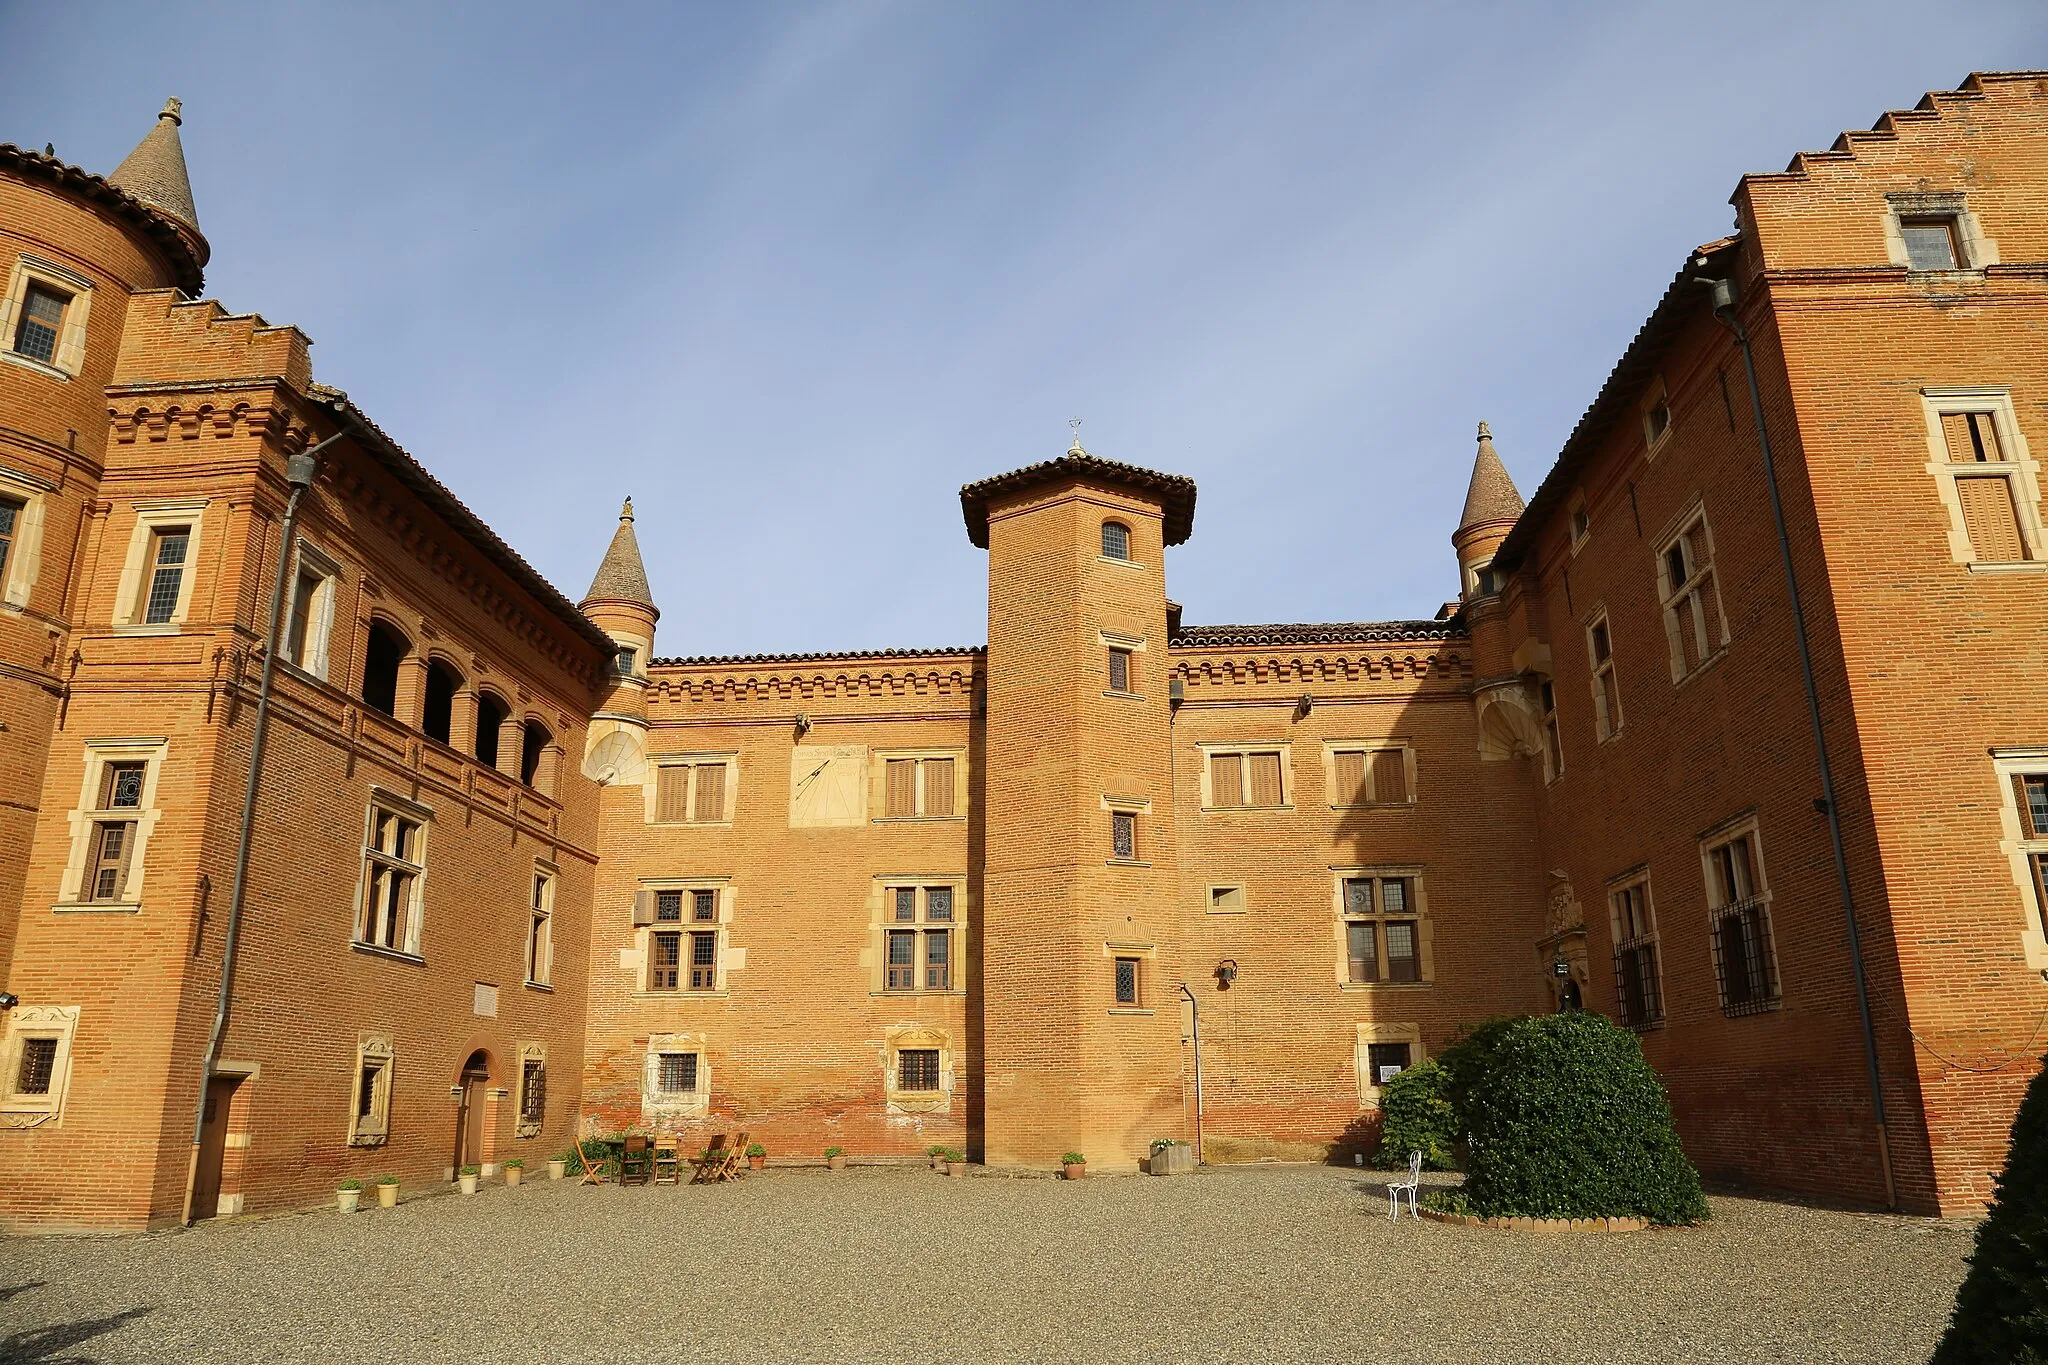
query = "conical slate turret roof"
xmin=109 ymin=98 xmax=200 ymax=235
xmin=584 ymin=498 xmax=654 ymax=607
xmin=1459 ymin=421 xmax=1525 ymax=529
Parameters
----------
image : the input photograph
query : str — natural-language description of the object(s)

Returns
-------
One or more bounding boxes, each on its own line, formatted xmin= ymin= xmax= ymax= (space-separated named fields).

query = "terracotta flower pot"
xmin=459 ymin=1174 xmax=479 ymax=1194
xmin=338 ymin=1189 xmax=361 ymax=1213
xmin=547 ymin=1159 xmax=567 ymax=1181
xmin=827 ymin=1154 xmax=848 ymax=1170
xmin=377 ymin=1182 xmax=399 ymax=1208
xmin=747 ymin=1155 xmax=766 ymax=1171
xmin=947 ymin=1161 xmax=966 ymax=1178
xmin=1063 ymin=1164 xmax=1086 ymax=1180
xmin=930 ymin=1155 xmax=946 ymax=1170
xmin=505 ymin=1167 xmax=522 ymax=1187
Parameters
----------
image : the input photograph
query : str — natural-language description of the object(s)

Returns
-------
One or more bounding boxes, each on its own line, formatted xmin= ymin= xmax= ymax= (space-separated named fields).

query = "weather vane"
xmin=1068 ymin=417 xmax=1083 ymax=451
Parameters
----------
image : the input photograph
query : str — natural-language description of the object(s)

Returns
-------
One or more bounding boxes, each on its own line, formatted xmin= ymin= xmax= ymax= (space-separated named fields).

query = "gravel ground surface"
xmin=1 ymin=1164 xmax=1970 ymax=1364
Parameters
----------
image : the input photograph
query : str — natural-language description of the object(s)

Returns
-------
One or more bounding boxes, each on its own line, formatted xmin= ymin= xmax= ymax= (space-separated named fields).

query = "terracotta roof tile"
xmin=961 ymin=448 xmax=1197 ymax=548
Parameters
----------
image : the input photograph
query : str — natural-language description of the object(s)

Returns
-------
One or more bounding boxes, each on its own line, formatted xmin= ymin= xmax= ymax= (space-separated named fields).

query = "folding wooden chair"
xmin=690 ymin=1133 xmax=732 ymax=1185
xmin=652 ymin=1135 xmax=681 ymax=1185
xmin=619 ymin=1134 xmax=653 ymax=1186
xmin=697 ymin=1129 xmax=750 ymax=1183
xmin=576 ymin=1140 xmax=609 ymax=1187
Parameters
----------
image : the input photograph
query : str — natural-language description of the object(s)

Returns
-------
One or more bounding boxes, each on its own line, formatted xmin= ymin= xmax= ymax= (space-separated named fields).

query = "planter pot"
xmin=946 ymin=1161 xmax=967 ymax=1178
xmin=459 ymin=1175 xmax=480 ymax=1195
xmin=826 ymin=1155 xmax=848 ymax=1170
xmin=505 ymin=1167 xmax=522 ymax=1187
xmin=747 ymin=1155 xmax=766 ymax=1171
xmin=1149 ymin=1144 xmax=1196 ymax=1176
xmin=338 ymin=1189 xmax=361 ymax=1213
xmin=1063 ymin=1164 xmax=1087 ymax=1180
xmin=377 ymin=1183 xmax=399 ymax=1208
xmin=930 ymin=1155 xmax=946 ymax=1171
xmin=547 ymin=1159 xmax=567 ymax=1181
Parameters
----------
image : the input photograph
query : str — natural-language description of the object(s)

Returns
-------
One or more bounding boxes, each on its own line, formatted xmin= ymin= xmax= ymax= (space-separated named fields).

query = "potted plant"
xmin=825 ymin=1146 xmax=847 ymax=1170
xmin=547 ymin=1151 xmax=570 ymax=1181
xmin=337 ymin=1178 xmax=362 ymax=1213
xmin=745 ymin=1142 xmax=767 ymax=1172
xmin=504 ymin=1157 xmax=524 ymax=1187
xmin=376 ymin=1175 xmax=399 ymax=1208
xmin=1061 ymin=1151 xmax=1088 ymax=1180
xmin=943 ymin=1147 xmax=967 ymax=1178
xmin=459 ymin=1164 xmax=481 ymax=1194
xmin=1149 ymin=1138 xmax=1196 ymax=1176
xmin=927 ymin=1143 xmax=948 ymax=1171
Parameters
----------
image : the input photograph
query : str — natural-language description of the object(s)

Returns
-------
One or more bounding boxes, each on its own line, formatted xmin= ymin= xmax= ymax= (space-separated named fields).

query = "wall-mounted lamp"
xmin=0 ymin=992 xmax=18 ymax=1010
xmin=1215 ymin=959 xmax=1238 ymax=988
xmin=1295 ymin=693 xmax=1313 ymax=720
xmin=794 ymin=713 xmax=812 ymax=738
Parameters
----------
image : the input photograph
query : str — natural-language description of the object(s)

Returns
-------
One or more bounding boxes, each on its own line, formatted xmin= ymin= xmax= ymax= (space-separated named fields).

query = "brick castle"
xmin=2 ymin=74 xmax=2045 ymax=1230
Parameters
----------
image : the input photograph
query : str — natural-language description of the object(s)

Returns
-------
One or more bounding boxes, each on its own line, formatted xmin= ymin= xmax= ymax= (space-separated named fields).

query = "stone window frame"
xmin=1099 ymin=628 xmax=1148 ymax=700
xmin=514 ymin=1041 xmax=547 ymax=1138
xmin=1606 ymin=866 xmax=1665 ymax=1031
xmin=279 ymin=536 xmax=342 ymax=682
xmin=350 ymin=787 xmax=433 ymax=961
xmin=868 ymin=875 xmax=968 ymax=997
xmin=1 ymin=1004 xmax=81 ymax=1126
xmin=1199 ymin=740 xmax=1294 ymax=811
xmin=1332 ymin=865 xmax=1435 ymax=989
xmin=869 ymin=747 xmax=967 ymax=822
xmin=1883 ymin=191 xmax=1999 ymax=275
xmin=526 ymin=858 xmax=556 ymax=989
xmin=0 ymin=253 xmax=94 ymax=379
xmin=1206 ymin=883 xmax=1248 ymax=915
xmin=1584 ymin=609 xmax=1623 ymax=743
xmin=643 ymin=1032 xmax=711 ymax=1123
xmin=0 ymin=462 xmax=54 ymax=612
xmin=1464 ymin=553 xmax=1500 ymax=599
xmin=644 ymin=752 xmax=740 ymax=827
xmin=883 ymin=1025 xmax=954 ymax=1114
xmin=1538 ymin=679 xmax=1564 ymax=785
xmin=1991 ymin=748 xmax=2048 ymax=973
xmin=1698 ymin=813 xmax=1782 ymax=1017
xmin=54 ymin=737 xmax=169 ymax=914
xmin=111 ymin=498 xmax=209 ymax=634
xmin=1354 ymin=1021 xmax=1423 ymax=1107
xmin=1639 ymin=376 xmax=1674 ymax=457
xmin=1320 ymin=739 xmax=1415 ymax=809
xmin=348 ymin=1032 xmax=394 ymax=1146
xmin=1652 ymin=499 xmax=1732 ymax=683
xmin=1102 ymin=794 xmax=1150 ymax=867
xmin=1918 ymin=387 xmax=2044 ymax=573
xmin=1097 ymin=518 xmax=1145 ymax=571
xmin=633 ymin=876 xmax=736 ymax=998
xmin=1103 ymin=940 xmax=1157 ymax=1016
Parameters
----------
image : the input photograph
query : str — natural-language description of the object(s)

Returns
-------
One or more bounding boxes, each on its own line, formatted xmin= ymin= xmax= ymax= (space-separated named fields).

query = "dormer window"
xmin=1900 ymin=216 xmax=1963 ymax=271
xmin=1101 ymin=521 xmax=1130 ymax=561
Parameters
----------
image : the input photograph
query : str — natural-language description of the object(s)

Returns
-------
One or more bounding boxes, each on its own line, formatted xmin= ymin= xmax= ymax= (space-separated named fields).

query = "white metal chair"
xmin=1387 ymin=1149 xmax=1422 ymax=1219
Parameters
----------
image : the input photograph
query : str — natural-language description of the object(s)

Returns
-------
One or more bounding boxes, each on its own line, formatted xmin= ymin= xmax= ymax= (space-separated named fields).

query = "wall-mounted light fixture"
xmin=1295 ymin=693 xmax=1313 ymax=720
xmin=1215 ymin=959 xmax=1238 ymax=988
xmin=794 ymin=713 xmax=812 ymax=738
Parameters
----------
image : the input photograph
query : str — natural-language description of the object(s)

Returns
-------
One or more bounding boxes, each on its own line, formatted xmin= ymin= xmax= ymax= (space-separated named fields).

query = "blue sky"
xmin=9 ymin=3 xmax=2045 ymax=656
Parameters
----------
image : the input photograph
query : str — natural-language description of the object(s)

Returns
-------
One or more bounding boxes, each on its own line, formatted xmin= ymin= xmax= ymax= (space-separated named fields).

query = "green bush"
xmin=338 ymin=1178 xmax=362 ymax=1191
xmin=1435 ymin=1017 xmax=1521 ymax=1114
xmin=824 ymin=1146 xmax=845 ymax=1159
xmin=1061 ymin=1151 xmax=1086 ymax=1166
xmin=1462 ymin=1012 xmax=1708 ymax=1226
xmin=745 ymin=1142 xmax=766 ymax=1158
xmin=1934 ymin=1055 xmax=2048 ymax=1363
xmin=1372 ymin=1060 xmax=1457 ymax=1170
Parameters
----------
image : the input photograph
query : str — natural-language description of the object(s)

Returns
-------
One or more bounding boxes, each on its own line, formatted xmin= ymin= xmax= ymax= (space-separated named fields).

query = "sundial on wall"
xmin=789 ymin=745 xmax=867 ymax=827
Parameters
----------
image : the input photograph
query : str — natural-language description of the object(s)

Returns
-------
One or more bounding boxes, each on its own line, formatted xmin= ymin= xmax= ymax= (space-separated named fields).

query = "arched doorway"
xmin=452 ymin=1049 xmax=492 ymax=1177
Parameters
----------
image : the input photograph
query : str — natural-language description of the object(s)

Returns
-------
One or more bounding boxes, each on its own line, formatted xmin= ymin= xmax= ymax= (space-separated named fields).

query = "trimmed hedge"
xmin=1934 ymin=1055 xmax=2048 ymax=1363
xmin=1462 ymin=1011 xmax=1708 ymax=1226
xmin=1372 ymin=1060 xmax=1457 ymax=1171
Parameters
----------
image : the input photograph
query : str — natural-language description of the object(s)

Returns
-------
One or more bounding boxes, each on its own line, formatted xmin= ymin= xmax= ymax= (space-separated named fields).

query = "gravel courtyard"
xmin=2 ymin=1164 xmax=1970 ymax=1365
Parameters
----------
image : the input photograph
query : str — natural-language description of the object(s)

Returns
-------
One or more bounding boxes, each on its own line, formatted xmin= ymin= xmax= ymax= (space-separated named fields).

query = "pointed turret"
xmin=109 ymin=99 xmax=207 ymax=263
xmin=1453 ymin=421 xmax=1525 ymax=601
xmin=583 ymin=498 xmax=655 ymax=611
xmin=579 ymin=499 xmax=659 ymax=777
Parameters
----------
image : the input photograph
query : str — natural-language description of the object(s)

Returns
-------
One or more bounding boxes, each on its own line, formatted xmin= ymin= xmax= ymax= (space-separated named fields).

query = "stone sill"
xmin=110 ymin=623 xmax=180 ymax=637
xmin=523 ymin=981 xmax=554 ymax=993
xmin=631 ymin=991 xmax=730 ymax=1001
xmin=0 ymin=349 xmax=72 ymax=381
xmin=871 ymin=816 xmax=967 ymax=824
xmin=51 ymin=902 xmax=140 ymax=915
xmin=351 ymin=942 xmax=425 ymax=967
xmin=1105 ymin=859 xmax=1151 ymax=869
xmin=1967 ymin=560 xmax=2048 ymax=575
xmin=1338 ymin=981 xmax=1431 ymax=991
xmin=1107 ymin=1008 xmax=1155 ymax=1016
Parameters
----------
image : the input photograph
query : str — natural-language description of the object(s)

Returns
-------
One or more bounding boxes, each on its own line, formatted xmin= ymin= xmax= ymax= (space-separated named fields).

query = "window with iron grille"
xmin=657 ymin=1052 xmax=698 ymax=1093
xmin=649 ymin=931 xmax=681 ymax=991
xmin=1704 ymin=828 xmax=1780 ymax=1016
xmin=1658 ymin=511 xmax=1727 ymax=679
xmin=1114 ymin=956 xmax=1140 ymax=1006
xmin=1609 ymin=878 xmax=1663 ymax=1029
xmin=1111 ymin=811 xmax=1136 ymax=860
xmin=84 ymin=760 xmax=146 ymax=903
xmin=882 ymin=755 xmax=957 ymax=818
xmin=12 ymin=282 xmax=67 ymax=364
xmin=520 ymin=1059 xmax=546 ymax=1122
xmin=1208 ymin=749 xmax=1287 ymax=808
xmin=688 ymin=931 xmax=717 ymax=990
xmin=357 ymin=805 xmax=425 ymax=954
xmin=141 ymin=525 xmax=191 ymax=625
xmin=0 ymin=495 xmax=19 ymax=588
xmin=1341 ymin=876 xmax=1423 ymax=984
xmin=898 ymin=1048 xmax=940 ymax=1092
xmin=1365 ymin=1041 xmax=1412 ymax=1089
xmin=1107 ymin=646 xmax=1132 ymax=694
xmin=14 ymin=1037 xmax=57 ymax=1096
xmin=1101 ymin=521 xmax=1130 ymax=560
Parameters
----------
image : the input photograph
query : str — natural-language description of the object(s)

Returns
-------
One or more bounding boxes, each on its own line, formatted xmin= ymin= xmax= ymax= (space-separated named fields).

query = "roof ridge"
xmin=652 ymin=645 xmax=987 ymax=668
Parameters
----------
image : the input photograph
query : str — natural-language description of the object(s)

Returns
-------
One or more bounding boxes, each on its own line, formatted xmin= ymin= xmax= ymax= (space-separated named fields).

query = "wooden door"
xmin=193 ymin=1076 xmax=238 ymax=1217
xmin=452 ymin=1068 xmax=486 ymax=1173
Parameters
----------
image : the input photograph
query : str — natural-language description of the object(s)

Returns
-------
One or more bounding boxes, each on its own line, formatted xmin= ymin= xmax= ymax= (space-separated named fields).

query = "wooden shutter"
xmin=923 ymin=758 xmax=955 ymax=816
xmin=1333 ymin=750 xmax=1366 ymax=804
xmin=886 ymin=758 xmax=917 ymax=816
xmin=631 ymin=890 xmax=656 ymax=926
xmin=1371 ymin=749 xmax=1408 ymax=803
xmin=1248 ymin=752 xmax=1283 ymax=806
xmin=655 ymin=766 xmax=688 ymax=822
xmin=1957 ymin=476 xmax=2027 ymax=561
xmin=1941 ymin=411 xmax=1980 ymax=461
xmin=1210 ymin=753 xmax=1243 ymax=807
xmin=692 ymin=762 xmax=726 ymax=823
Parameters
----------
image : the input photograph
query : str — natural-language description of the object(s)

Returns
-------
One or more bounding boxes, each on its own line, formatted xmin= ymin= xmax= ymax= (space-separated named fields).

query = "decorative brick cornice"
xmin=1171 ymin=649 xmax=1469 ymax=687
xmin=648 ymin=651 xmax=983 ymax=704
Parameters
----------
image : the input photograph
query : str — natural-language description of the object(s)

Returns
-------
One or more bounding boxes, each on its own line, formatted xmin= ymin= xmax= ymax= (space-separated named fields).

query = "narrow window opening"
xmin=422 ymin=660 xmax=461 ymax=746
xmin=361 ymin=621 xmax=408 ymax=718
xmin=474 ymin=692 xmax=508 ymax=768
xmin=1101 ymin=521 xmax=1130 ymax=560
xmin=141 ymin=526 xmax=191 ymax=625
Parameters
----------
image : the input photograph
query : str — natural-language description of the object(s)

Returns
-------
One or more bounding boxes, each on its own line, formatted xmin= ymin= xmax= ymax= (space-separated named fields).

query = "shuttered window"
xmin=1333 ymin=750 xmax=1367 ymax=804
xmin=655 ymin=766 xmax=688 ymax=822
xmin=692 ymin=762 xmax=725 ymax=823
xmin=882 ymin=755 xmax=957 ymax=817
xmin=886 ymin=758 xmax=917 ymax=816
xmin=1370 ymin=749 xmax=1408 ymax=804
xmin=1332 ymin=748 xmax=1409 ymax=804
xmin=1957 ymin=477 xmax=2026 ymax=562
xmin=1937 ymin=408 xmax=2035 ymax=564
xmin=1208 ymin=750 xmax=1285 ymax=807
xmin=1211 ymin=753 xmax=1244 ymax=807
xmin=924 ymin=758 xmax=955 ymax=816
xmin=1247 ymin=752 xmax=1283 ymax=806
xmin=653 ymin=760 xmax=732 ymax=824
